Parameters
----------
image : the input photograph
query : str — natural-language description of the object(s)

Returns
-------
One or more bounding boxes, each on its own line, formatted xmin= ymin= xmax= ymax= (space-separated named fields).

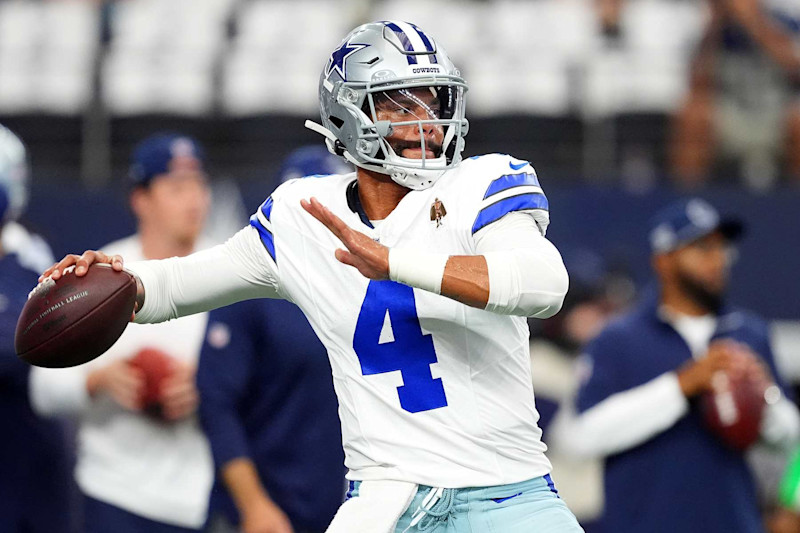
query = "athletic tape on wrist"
xmin=388 ymin=248 xmax=449 ymax=294
xmin=483 ymin=251 xmax=516 ymax=313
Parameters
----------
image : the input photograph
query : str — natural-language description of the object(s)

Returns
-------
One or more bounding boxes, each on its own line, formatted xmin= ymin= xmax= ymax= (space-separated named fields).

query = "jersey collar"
xmin=346 ymin=180 xmax=374 ymax=229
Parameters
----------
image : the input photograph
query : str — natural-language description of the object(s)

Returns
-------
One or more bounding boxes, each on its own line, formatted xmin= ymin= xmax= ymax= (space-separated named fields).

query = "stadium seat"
xmin=582 ymin=0 xmax=706 ymax=116
xmin=0 ymin=0 xmax=37 ymax=111
xmin=0 ymin=50 xmax=35 ymax=113
xmin=475 ymin=0 xmax=595 ymax=116
xmin=0 ymin=1 xmax=98 ymax=114
xmin=468 ymin=50 xmax=571 ymax=117
xmin=103 ymin=0 xmax=232 ymax=115
xmin=38 ymin=1 xmax=100 ymax=113
xmin=221 ymin=0 xmax=350 ymax=115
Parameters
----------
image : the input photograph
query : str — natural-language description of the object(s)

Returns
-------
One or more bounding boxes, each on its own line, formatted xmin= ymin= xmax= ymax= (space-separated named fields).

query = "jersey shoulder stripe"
xmin=246 ymin=174 xmax=353 ymax=264
xmin=483 ymin=172 xmax=541 ymax=199
xmin=260 ymin=196 xmax=274 ymax=219
xmin=459 ymin=155 xmax=549 ymax=235
xmin=249 ymin=196 xmax=276 ymax=262
xmin=471 ymin=192 xmax=549 ymax=235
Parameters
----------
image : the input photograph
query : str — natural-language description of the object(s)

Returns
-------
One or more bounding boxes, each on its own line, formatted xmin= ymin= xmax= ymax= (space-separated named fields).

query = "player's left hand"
xmin=160 ymin=361 xmax=199 ymax=421
xmin=717 ymin=339 xmax=773 ymax=387
xmin=301 ymin=197 xmax=390 ymax=280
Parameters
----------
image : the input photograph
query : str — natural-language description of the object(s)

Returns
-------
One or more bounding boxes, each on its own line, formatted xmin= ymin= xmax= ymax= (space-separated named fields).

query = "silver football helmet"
xmin=306 ymin=21 xmax=468 ymax=190
xmin=0 ymin=124 xmax=29 ymax=221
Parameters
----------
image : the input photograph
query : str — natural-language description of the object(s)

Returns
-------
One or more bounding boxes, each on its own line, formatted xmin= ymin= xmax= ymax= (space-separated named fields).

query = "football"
xmin=700 ymin=370 xmax=767 ymax=450
xmin=15 ymin=265 xmax=137 ymax=368
xmin=129 ymin=348 xmax=174 ymax=418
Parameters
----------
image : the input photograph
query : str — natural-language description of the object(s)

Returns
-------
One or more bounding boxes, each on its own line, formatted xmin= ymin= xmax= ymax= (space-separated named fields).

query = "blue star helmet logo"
xmin=326 ymin=41 xmax=369 ymax=81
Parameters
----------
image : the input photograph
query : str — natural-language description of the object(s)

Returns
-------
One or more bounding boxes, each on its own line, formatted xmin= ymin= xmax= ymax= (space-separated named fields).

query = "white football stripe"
xmin=256 ymin=209 xmax=272 ymax=232
xmin=393 ymin=21 xmax=432 ymax=66
xmin=480 ymin=185 xmax=545 ymax=208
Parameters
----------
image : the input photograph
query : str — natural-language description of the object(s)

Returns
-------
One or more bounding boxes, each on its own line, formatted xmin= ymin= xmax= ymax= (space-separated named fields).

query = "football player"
xmin=549 ymin=198 xmax=800 ymax=532
xmin=42 ymin=21 xmax=579 ymax=532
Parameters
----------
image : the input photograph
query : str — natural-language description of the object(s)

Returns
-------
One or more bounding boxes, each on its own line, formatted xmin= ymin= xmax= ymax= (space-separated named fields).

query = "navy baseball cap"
xmin=277 ymin=145 xmax=352 ymax=183
xmin=649 ymin=198 xmax=744 ymax=254
xmin=129 ymin=133 xmax=205 ymax=187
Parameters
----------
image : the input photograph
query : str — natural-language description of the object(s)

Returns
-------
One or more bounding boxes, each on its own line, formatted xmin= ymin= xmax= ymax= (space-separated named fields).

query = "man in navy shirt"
xmin=552 ymin=198 xmax=800 ymax=532
xmin=198 ymin=148 xmax=349 ymax=533
xmin=198 ymin=298 xmax=345 ymax=533
xmin=0 ymin=150 xmax=74 ymax=532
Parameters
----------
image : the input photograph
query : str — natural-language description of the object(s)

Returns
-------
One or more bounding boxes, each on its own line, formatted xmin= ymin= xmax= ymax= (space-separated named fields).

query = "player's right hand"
xmin=301 ymin=197 xmax=390 ymax=280
xmin=86 ymin=359 xmax=145 ymax=412
xmin=40 ymin=250 xmax=124 ymax=282
xmin=41 ymin=251 xmax=142 ymax=320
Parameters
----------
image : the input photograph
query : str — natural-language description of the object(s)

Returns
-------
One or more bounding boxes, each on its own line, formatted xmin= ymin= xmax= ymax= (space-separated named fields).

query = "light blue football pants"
xmin=348 ymin=475 xmax=584 ymax=532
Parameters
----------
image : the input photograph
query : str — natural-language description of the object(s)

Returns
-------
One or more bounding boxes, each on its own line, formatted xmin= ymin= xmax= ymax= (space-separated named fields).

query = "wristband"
xmin=388 ymin=248 xmax=449 ymax=294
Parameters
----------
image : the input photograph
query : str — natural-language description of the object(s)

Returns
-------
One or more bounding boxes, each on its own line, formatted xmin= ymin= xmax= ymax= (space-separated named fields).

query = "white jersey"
xmin=250 ymin=153 xmax=552 ymax=487
xmin=30 ymin=236 xmax=214 ymax=528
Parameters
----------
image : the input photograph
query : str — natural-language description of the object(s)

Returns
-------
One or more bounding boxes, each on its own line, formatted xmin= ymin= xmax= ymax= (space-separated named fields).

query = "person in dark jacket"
xmin=552 ymin=197 xmax=800 ymax=532
xmin=0 ymin=164 xmax=74 ymax=533
xmin=198 ymin=147 xmax=348 ymax=533
xmin=198 ymin=297 xmax=345 ymax=533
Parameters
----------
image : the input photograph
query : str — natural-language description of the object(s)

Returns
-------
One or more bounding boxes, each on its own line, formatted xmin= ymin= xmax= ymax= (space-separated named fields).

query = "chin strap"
xmin=305 ymin=119 xmax=386 ymax=175
xmin=304 ymin=120 xmax=335 ymax=142
xmin=304 ymin=119 xmax=442 ymax=190
xmin=304 ymin=120 xmax=341 ymax=156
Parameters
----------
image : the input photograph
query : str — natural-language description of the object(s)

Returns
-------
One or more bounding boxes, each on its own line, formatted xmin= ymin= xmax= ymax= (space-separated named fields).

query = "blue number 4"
xmin=353 ymin=280 xmax=448 ymax=413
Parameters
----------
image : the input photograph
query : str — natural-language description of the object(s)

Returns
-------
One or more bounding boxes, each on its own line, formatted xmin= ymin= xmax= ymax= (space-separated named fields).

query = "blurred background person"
xmin=531 ymin=248 xmax=636 ymax=532
xmin=29 ymin=133 xmax=215 ymax=533
xmin=199 ymin=145 xmax=349 ymax=533
xmin=595 ymin=0 xmax=624 ymax=43
xmin=670 ymin=0 xmax=800 ymax=189
xmin=0 ymin=124 xmax=54 ymax=272
xmin=550 ymin=198 xmax=800 ymax=532
xmin=273 ymin=145 xmax=353 ymax=183
xmin=0 ymin=125 xmax=75 ymax=533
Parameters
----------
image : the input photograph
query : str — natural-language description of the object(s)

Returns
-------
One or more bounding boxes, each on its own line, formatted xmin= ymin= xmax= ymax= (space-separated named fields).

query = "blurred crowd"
xmin=1 ymin=0 xmax=800 ymax=532
xmin=0 ymin=0 xmax=799 ymax=188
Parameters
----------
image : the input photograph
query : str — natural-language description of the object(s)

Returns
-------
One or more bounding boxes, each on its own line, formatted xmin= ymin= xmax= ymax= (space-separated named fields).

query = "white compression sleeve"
xmin=549 ymin=372 xmax=689 ymax=459
xmin=475 ymin=213 xmax=569 ymax=318
xmin=129 ymin=226 xmax=281 ymax=324
xmin=388 ymin=248 xmax=449 ymax=294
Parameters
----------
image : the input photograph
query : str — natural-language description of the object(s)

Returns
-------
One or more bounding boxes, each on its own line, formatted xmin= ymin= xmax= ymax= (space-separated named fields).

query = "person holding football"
xmin=30 ymin=133 xmax=215 ymax=533
xmin=550 ymin=197 xmax=800 ymax=532
xmin=41 ymin=21 xmax=580 ymax=532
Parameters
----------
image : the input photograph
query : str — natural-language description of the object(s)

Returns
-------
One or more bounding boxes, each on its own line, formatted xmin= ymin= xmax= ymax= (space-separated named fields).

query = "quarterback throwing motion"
xmin=43 ymin=21 xmax=579 ymax=532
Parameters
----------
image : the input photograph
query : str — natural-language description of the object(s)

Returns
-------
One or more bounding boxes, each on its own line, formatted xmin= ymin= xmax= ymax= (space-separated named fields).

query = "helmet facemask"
xmin=350 ymin=82 xmax=466 ymax=188
xmin=334 ymin=77 xmax=467 ymax=189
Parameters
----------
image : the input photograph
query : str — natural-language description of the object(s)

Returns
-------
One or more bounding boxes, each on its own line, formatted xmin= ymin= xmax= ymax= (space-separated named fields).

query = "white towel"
xmin=326 ymin=480 xmax=418 ymax=533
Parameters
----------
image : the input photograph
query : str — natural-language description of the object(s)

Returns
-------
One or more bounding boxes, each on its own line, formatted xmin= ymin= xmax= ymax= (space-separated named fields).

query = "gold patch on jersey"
xmin=430 ymin=198 xmax=447 ymax=228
